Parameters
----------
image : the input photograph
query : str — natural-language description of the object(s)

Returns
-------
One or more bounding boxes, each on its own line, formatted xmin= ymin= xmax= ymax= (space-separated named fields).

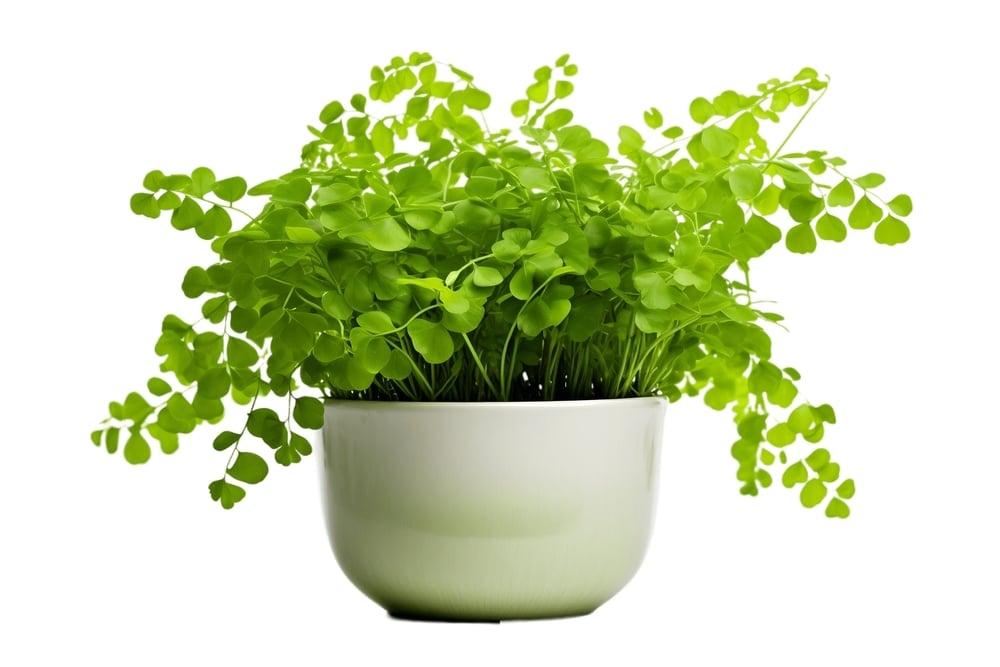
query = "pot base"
xmin=387 ymin=606 xmax=595 ymax=623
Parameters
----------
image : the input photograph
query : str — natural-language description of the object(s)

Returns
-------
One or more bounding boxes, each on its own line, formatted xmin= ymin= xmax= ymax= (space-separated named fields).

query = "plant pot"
xmin=319 ymin=397 xmax=666 ymax=621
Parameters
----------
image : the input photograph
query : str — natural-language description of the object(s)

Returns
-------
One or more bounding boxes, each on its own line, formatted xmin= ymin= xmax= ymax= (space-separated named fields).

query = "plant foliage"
xmin=95 ymin=52 xmax=911 ymax=516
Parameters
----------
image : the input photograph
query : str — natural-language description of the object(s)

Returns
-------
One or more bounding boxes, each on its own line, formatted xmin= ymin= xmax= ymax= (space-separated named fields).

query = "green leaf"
xmin=147 ymin=424 xmax=178 ymax=454
xmin=105 ymin=427 xmax=120 ymax=453
xmin=753 ymin=184 xmax=781 ymax=215
xmin=463 ymin=88 xmax=491 ymax=110
xmin=357 ymin=310 xmax=395 ymax=334
xmin=805 ymin=447 xmax=831 ymax=471
xmin=196 ymin=367 xmax=231 ymax=400
xmin=313 ymin=333 xmax=346 ymax=363
xmin=209 ymin=479 xmax=246 ymax=509
xmin=124 ymin=431 xmax=151 ymax=464
xmin=543 ymin=109 xmax=573 ymax=129
xmin=171 ymin=197 xmax=203 ymax=230
xmin=700 ymin=126 xmax=737 ymax=157
xmin=109 ymin=401 xmax=126 ymax=421
xmin=472 ymin=265 xmax=504 ymax=287
xmin=157 ymin=191 xmax=181 ymax=210
xmin=815 ymin=403 xmax=837 ymax=423
xmin=201 ymin=295 xmax=229 ymax=323
xmin=290 ymin=432 xmax=313 ymax=456
xmin=818 ymin=463 xmax=841 ymax=483
xmin=143 ymin=170 xmax=164 ymax=191
xmin=781 ymin=460 xmax=808 ymax=488
xmin=379 ymin=349 xmax=413 ymax=380
xmin=228 ymin=451 xmax=269 ymax=484
xmin=855 ymin=172 xmax=885 ymax=189
xmin=122 ymin=392 xmax=153 ymax=422
xmin=768 ymin=379 xmax=798 ymax=408
xmin=788 ymin=405 xmax=816 ymax=433
xmin=800 ymin=479 xmax=828 ymax=508
xmin=509 ymin=268 xmax=534 ymax=300
xmin=351 ymin=329 xmax=392 ymax=376
xmin=212 ymin=177 xmax=247 ymax=203
xmin=788 ymin=194 xmax=824 ymax=223
xmin=441 ymin=301 xmax=485 ymax=333
xmin=130 ymin=193 xmax=160 ymax=218
xmin=517 ymin=293 xmax=571 ymax=336
xmin=827 ymin=179 xmax=855 ymax=207
xmin=293 ymin=396 xmax=325 ymax=430
xmin=618 ymin=125 xmax=644 ymax=154
xmin=213 ymin=431 xmax=241 ymax=451
xmin=160 ymin=174 xmax=192 ymax=190
xmin=274 ymin=443 xmax=302 ymax=466
xmin=247 ymin=407 xmax=282 ymax=440
xmin=451 ymin=64 xmax=474 ymax=82
xmin=407 ymin=319 xmax=454 ymax=363
xmin=767 ymin=423 xmax=796 ymax=447
xmin=402 ymin=209 xmax=440 ymax=230
xmin=371 ymin=121 xmax=395 ymax=157
xmin=785 ymin=224 xmax=817 ymax=254
xmin=321 ymin=292 xmax=352 ymax=320
xmin=825 ymin=497 xmax=850 ymax=518
xmin=729 ymin=165 xmax=763 ymax=200
xmin=439 ymin=289 xmax=470 ymax=314
xmin=357 ymin=216 xmax=410 ymax=251
xmin=643 ymin=107 xmax=663 ymax=129
xmin=190 ymin=167 xmax=216 ymax=196
xmin=192 ymin=395 xmax=224 ymax=421
xmin=634 ymin=273 xmax=672 ymax=309
xmin=157 ymin=398 xmax=196 ymax=434
xmin=848 ymin=196 xmax=883 ymax=229
xmin=200 ymin=206 xmax=229 ymax=237
xmin=836 ymin=479 xmax=856 ymax=499
xmin=816 ymin=213 xmax=847 ymax=242
xmin=689 ymin=97 xmax=714 ymax=124
xmin=316 ymin=182 xmax=359 ymax=205
xmin=887 ymin=194 xmax=913 ymax=217
xmin=729 ymin=112 xmax=759 ymax=140
xmin=657 ymin=126 xmax=681 ymax=141
xmin=226 ymin=337 xmax=259 ymax=368
xmin=511 ymin=166 xmax=555 ymax=191
xmin=319 ymin=100 xmax=345 ymax=123
xmin=874 ymin=216 xmax=910 ymax=245
xmin=526 ymin=80 xmax=548 ymax=103
xmin=673 ymin=234 xmax=701 ymax=267
xmin=147 ymin=377 xmax=171 ymax=396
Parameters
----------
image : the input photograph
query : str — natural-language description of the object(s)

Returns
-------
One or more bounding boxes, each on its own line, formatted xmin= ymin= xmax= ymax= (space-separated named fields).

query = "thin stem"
xmin=460 ymin=332 xmax=500 ymax=398
xmin=773 ymin=84 xmax=828 ymax=157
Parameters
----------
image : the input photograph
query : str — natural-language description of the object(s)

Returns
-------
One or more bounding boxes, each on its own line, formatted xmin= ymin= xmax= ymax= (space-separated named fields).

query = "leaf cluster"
xmin=95 ymin=53 xmax=911 ymax=516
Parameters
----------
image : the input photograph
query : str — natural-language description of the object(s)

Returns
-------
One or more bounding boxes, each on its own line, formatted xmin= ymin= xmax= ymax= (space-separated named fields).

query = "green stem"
xmin=460 ymin=333 xmax=500 ymax=398
xmin=773 ymin=84 xmax=828 ymax=157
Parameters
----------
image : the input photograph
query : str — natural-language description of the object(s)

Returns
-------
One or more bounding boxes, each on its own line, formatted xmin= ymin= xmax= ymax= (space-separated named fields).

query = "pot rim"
xmin=323 ymin=396 xmax=667 ymax=408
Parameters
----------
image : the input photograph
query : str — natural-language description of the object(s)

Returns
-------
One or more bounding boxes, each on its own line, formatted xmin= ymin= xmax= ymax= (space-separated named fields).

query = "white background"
xmin=2 ymin=1 xmax=997 ymax=664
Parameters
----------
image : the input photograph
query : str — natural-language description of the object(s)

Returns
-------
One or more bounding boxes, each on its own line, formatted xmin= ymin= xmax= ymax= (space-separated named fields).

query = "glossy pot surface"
xmin=319 ymin=398 xmax=665 ymax=621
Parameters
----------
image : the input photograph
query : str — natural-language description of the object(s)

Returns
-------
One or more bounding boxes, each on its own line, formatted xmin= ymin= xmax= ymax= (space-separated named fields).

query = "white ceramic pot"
xmin=319 ymin=398 xmax=666 ymax=621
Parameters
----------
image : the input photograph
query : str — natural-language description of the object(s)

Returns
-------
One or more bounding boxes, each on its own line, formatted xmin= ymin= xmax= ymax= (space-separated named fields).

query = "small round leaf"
xmin=800 ymin=479 xmax=828 ymax=508
xmin=228 ymin=451 xmax=269 ymax=484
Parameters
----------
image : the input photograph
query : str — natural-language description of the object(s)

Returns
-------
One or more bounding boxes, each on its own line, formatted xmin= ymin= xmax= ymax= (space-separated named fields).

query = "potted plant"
xmin=94 ymin=52 xmax=912 ymax=620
